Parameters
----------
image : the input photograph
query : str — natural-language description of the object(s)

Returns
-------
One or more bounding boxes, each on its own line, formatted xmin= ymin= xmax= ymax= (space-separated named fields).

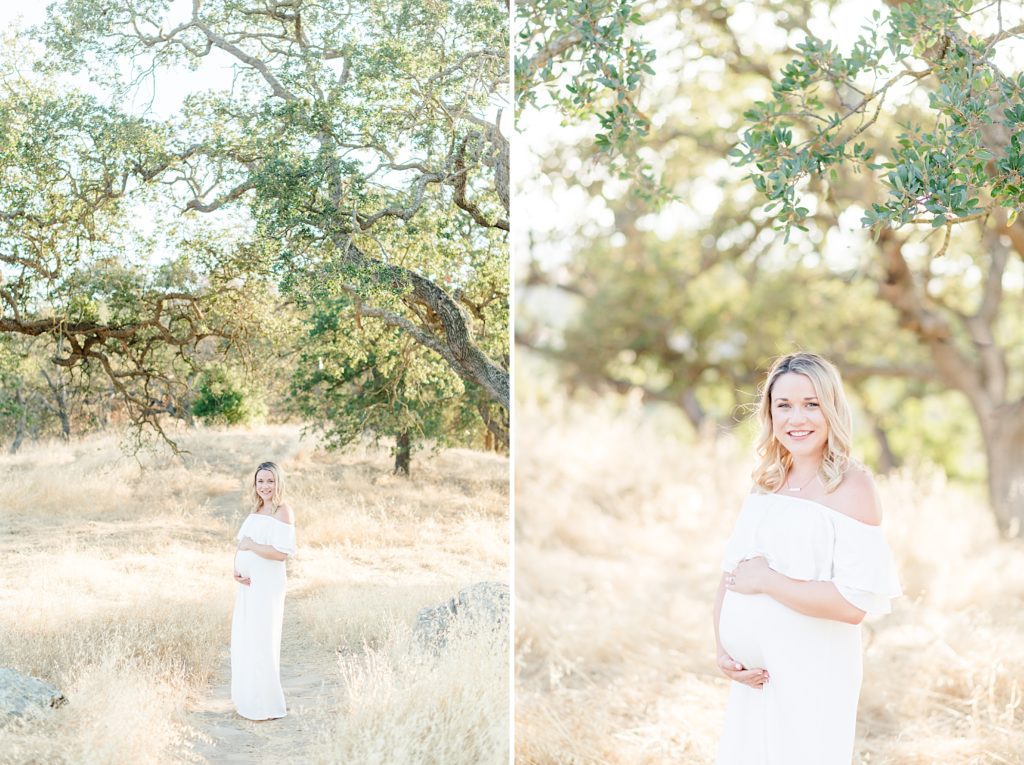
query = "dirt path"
xmin=187 ymin=614 xmax=341 ymax=764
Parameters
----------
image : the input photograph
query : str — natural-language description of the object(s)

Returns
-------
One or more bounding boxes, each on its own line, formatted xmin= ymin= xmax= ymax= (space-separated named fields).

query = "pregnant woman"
xmin=231 ymin=461 xmax=296 ymax=721
xmin=714 ymin=353 xmax=901 ymax=765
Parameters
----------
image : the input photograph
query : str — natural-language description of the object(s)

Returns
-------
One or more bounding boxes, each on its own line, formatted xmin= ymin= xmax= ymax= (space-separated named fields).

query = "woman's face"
xmin=770 ymin=372 xmax=829 ymax=460
xmin=255 ymin=469 xmax=276 ymax=502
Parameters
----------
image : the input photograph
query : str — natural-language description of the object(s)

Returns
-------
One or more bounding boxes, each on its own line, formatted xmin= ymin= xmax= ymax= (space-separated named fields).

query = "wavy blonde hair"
xmin=251 ymin=461 xmax=285 ymax=513
xmin=751 ymin=353 xmax=853 ymax=494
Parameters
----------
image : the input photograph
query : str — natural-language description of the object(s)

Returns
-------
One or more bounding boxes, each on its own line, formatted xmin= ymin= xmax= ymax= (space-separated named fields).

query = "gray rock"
xmin=414 ymin=581 xmax=509 ymax=649
xmin=0 ymin=668 xmax=67 ymax=726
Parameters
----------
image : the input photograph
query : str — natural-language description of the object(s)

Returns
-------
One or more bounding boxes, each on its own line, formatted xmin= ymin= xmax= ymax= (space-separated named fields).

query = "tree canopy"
xmin=1 ymin=0 xmax=509 ymax=452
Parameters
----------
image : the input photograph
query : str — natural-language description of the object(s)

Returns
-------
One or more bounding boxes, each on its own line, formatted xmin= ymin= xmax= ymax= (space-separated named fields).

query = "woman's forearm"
xmin=763 ymin=572 xmax=864 ymax=624
xmin=245 ymin=542 xmax=288 ymax=561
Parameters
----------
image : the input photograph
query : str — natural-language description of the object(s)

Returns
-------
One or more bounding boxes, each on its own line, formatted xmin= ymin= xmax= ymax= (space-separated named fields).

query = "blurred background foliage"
xmin=516 ymin=0 xmax=1024 ymax=531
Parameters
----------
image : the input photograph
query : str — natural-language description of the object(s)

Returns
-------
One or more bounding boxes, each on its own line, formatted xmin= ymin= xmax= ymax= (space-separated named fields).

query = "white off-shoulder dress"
xmin=231 ymin=513 xmax=296 ymax=720
xmin=716 ymin=493 xmax=901 ymax=765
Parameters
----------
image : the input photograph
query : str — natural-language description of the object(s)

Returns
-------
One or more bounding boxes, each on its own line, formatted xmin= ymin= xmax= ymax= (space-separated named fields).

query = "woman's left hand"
xmin=726 ymin=556 xmax=774 ymax=595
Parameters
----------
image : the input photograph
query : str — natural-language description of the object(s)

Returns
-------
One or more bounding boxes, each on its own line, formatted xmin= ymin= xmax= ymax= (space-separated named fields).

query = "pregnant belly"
xmin=719 ymin=590 xmax=772 ymax=670
xmin=234 ymin=550 xmax=258 ymax=578
xmin=719 ymin=589 xmax=863 ymax=674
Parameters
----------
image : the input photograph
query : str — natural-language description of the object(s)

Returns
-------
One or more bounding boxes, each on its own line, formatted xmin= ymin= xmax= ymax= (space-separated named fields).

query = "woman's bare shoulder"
xmin=831 ymin=464 xmax=882 ymax=526
xmin=276 ymin=503 xmax=296 ymax=525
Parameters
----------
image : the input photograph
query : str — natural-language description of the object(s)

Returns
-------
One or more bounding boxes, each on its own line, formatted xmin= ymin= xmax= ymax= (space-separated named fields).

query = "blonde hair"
xmin=751 ymin=353 xmax=853 ymax=494
xmin=251 ymin=461 xmax=285 ymax=512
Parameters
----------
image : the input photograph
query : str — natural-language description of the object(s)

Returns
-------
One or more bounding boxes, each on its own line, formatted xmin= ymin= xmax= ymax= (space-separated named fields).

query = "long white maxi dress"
xmin=231 ymin=513 xmax=296 ymax=720
xmin=716 ymin=493 xmax=901 ymax=765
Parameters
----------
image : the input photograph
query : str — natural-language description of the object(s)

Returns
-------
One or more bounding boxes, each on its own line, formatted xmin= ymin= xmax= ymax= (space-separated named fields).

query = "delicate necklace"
xmin=785 ymin=471 xmax=819 ymax=492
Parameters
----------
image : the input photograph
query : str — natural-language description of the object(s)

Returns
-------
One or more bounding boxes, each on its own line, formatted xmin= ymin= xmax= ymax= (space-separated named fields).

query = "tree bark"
xmin=982 ymin=405 xmax=1024 ymax=536
xmin=394 ymin=431 xmax=411 ymax=476
xmin=334 ymin=237 xmax=510 ymax=413
xmin=875 ymin=228 xmax=1023 ymax=533
xmin=474 ymin=400 xmax=509 ymax=451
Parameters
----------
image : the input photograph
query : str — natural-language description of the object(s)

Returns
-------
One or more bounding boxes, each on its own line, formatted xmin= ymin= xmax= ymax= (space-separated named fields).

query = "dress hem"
xmin=236 ymin=710 xmax=288 ymax=721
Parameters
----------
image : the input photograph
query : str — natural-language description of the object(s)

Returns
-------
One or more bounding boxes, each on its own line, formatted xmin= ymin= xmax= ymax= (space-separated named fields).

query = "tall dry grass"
xmin=0 ymin=424 xmax=508 ymax=765
xmin=515 ymin=393 xmax=1024 ymax=765
xmin=309 ymin=621 xmax=508 ymax=764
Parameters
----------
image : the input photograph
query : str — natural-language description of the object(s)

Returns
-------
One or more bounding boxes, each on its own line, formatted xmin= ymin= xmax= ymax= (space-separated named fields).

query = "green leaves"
xmin=737 ymin=0 xmax=1021 ymax=236
xmin=516 ymin=0 xmax=663 ymax=199
xmin=192 ymin=366 xmax=264 ymax=426
xmin=290 ymin=297 xmax=489 ymax=455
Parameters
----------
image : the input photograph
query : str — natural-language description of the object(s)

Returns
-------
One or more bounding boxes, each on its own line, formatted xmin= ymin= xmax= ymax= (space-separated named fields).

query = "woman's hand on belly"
xmin=233 ymin=571 xmax=251 ymax=586
xmin=717 ymin=650 xmax=769 ymax=688
xmin=725 ymin=556 xmax=773 ymax=595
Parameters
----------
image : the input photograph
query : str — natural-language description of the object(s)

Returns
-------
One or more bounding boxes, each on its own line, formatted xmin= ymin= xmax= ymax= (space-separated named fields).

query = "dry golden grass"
xmin=310 ymin=622 xmax=508 ymax=764
xmin=0 ymin=424 xmax=508 ymax=765
xmin=515 ymin=392 xmax=1024 ymax=765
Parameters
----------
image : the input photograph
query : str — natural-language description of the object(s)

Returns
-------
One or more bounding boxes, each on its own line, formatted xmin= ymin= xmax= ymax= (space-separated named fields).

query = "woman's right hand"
xmin=717 ymin=651 xmax=769 ymax=689
xmin=233 ymin=571 xmax=251 ymax=586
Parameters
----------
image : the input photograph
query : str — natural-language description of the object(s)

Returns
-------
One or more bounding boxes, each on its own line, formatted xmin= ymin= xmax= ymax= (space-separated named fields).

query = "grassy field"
xmin=515 ymin=393 xmax=1024 ymax=765
xmin=0 ymin=424 xmax=508 ymax=765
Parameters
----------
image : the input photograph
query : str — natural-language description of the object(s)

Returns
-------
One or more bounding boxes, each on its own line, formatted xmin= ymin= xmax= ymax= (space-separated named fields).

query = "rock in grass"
xmin=414 ymin=581 xmax=509 ymax=649
xmin=0 ymin=668 xmax=67 ymax=725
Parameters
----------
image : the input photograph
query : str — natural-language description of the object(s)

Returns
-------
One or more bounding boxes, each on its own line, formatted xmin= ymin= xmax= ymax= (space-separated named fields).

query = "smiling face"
xmin=770 ymin=372 xmax=829 ymax=460
xmin=255 ymin=469 xmax=277 ymax=504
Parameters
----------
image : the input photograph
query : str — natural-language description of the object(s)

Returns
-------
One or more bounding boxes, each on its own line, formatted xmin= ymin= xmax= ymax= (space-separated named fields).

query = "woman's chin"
xmin=785 ymin=442 xmax=825 ymax=458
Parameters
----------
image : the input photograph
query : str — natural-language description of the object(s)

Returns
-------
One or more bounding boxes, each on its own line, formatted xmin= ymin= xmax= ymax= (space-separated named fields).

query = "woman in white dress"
xmin=714 ymin=353 xmax=901 ymax=765
xmin=231 ymin=461 xmax=296 ymax=721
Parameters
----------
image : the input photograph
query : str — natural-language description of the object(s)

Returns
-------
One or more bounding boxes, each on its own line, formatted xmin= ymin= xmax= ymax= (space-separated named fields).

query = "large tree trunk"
xmin=333 ymin=239 xmax=510 ymax=413
xmin=475 ymin=401 xmax=509 ymax=452
xmin=874 ymin=227 xmax=1024 ymax=534
xmin=394 ymin=431 xmax=411 ymax=476
xmin=983 ymin=406 xmax=1024 ymax=536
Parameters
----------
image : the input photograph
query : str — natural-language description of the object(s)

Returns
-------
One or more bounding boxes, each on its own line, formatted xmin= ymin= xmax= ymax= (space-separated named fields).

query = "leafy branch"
xmin=735 ymin=0 xmax=1024 ymax=240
